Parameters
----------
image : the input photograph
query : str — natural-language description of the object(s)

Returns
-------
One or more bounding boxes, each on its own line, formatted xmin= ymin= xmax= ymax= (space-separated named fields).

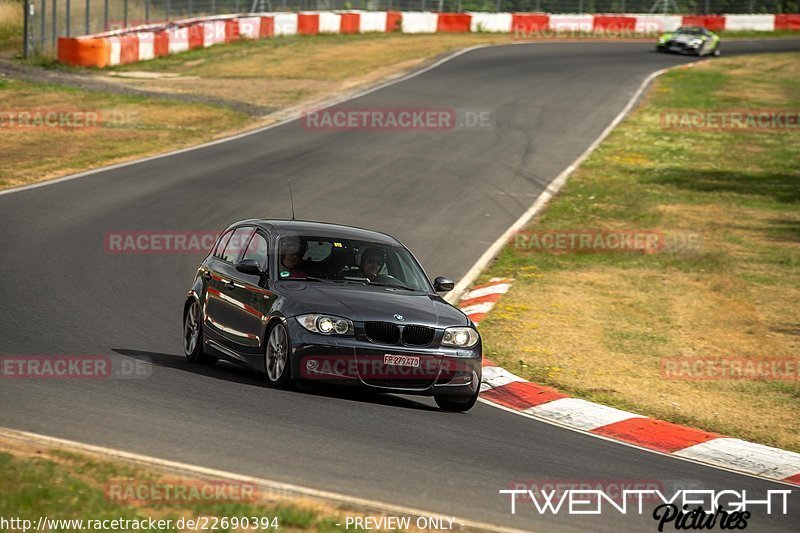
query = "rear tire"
xmin=183 ymin=300 xmax=217 ymax=366
xmin=265 ymin=321 xmax=293 ymax=387
xmin=435 ymin=391 xmax=479 ymax=412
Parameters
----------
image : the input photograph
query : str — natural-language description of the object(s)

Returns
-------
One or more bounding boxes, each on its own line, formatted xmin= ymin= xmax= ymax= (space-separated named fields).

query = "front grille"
xmin=364 ymin=322 xmax=401 ymax=344
xmin=402 ymin=325 xmax=435 ymax=346
xmin=362 ymin=377 xmax=435 ymax=390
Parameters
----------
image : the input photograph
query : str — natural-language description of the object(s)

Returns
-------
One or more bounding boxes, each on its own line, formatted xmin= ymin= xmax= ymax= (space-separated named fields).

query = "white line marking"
xmin=0 ymin=427 xmax=529 ymax=533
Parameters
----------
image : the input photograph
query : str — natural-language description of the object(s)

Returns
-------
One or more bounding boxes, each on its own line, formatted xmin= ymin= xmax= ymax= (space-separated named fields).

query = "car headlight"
xmin=689 ymin=38 xmax=703 ymax=47
xmin=442 ymin=327 xmax=480 ymax=348
xmin=657 ymin=36 xmax=667 ymax=43
xmin=297 ymin=314 xmax=353 ymax=335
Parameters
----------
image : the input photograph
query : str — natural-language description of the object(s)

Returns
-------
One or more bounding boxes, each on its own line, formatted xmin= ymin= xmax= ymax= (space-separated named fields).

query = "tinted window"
xmin=221 ymin=227 xmax=254 ymax=264
xmin=213 ymin=230 xmax=234 ymax=259
xmin=242 ymin=232 xmax=269 ymax=269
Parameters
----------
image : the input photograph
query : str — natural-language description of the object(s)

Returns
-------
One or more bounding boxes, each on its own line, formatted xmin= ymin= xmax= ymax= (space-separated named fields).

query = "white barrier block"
xmin=631 ymin=14 xmax=682 ymax=33
xmin=359 ymin=11 xmax=387 ymax=33
xmin=108 ymin=36 xmax=122 ymax=66
xmin=318 ymin=12 xmax=341 ymax=33
xmin=203 ymin=19 xmax=226 ymax=47
xmin=167 ymin=26 xmax=189 ymax=54
xmin=725 ymin=14 xmax=775 ymax=31
xmin=401 ymin=12 xmax=439 ymax=34
xmin=274 ymin=13 xmax=298 ymax=36
xmin=238 ymin=16 xmax=262 ymax=39
xmin=549 ymin=14 xmax=593 ymax=32
xmin=468 ymin=12 xmax=512 ymax=33
xmin=136 ymin=31 xmax=154 ymax=61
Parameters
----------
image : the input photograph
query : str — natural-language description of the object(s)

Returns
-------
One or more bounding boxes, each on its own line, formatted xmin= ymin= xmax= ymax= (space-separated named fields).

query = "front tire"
xmin=183 ymin=300 xmax=217 ymax=366
xmin=435 ymin=391 xmax=479 ymax=412
xmin=265 ymin=321 xmax=293 ymax=387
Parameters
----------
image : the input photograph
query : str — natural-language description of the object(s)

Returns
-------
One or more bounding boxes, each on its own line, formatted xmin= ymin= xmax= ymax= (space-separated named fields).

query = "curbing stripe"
xmin=591 ymin=417 xmax=720 ymax=454
xmin=524 ymin=398 xmax=645 ymax=431
xmin=673 ymin=438 xmax=800 ymax=481
xmin=461 ymin=280 xmax=800 ymax=485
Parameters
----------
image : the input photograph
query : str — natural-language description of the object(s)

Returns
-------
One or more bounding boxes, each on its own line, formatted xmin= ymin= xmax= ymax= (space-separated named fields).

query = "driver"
xmin=358 ymin=247 xmax=386 ymax=281
xmin=279 ymin=237 xmax=308 ymax=278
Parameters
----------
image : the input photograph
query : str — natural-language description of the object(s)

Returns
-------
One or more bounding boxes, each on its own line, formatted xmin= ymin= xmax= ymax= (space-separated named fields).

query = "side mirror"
xmin=235 ymin=259 xmax=262 ymax=276
xmin=433 ymin=276 xmax=454 ymax=293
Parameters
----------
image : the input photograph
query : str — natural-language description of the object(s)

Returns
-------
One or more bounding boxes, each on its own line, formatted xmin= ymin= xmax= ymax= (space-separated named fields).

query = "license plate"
xmin=384 ymin=354 xmax=420 ymax=368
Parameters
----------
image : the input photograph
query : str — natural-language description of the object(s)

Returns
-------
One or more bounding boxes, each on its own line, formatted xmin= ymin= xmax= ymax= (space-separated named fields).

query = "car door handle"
xmin=224 ymin=279 xmax=236 ymax=290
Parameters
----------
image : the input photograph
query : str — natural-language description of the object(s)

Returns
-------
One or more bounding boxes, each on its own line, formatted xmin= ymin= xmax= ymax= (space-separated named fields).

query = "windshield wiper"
xmin=366 ymin=282 xmax=417 ymax=292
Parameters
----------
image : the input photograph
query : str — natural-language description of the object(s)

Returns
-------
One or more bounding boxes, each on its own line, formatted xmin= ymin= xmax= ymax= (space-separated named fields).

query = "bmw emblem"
xmin=394 ymin=314 xmax=404 ymax=321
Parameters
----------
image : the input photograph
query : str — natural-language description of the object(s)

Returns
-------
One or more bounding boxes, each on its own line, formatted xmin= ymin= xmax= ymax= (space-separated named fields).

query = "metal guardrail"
xmin=22 ymin=0 xmax=800 ymax=57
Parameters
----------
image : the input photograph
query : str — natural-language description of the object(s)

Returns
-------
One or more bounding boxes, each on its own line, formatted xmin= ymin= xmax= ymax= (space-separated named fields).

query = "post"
xmin=23 ymin=0 xmax=29 ymax=58
xmin=103 ymin=0 xmax=108 ymax=30
xmin=123 ymin=0 xmax=128 ymax=27
xmin=189 ymin=0 xmax=193 ymax=18
xmin=145 ymin=0 xmax=149 ymax=24
xmin=85 ymin=0 xmax=90 ymax=34
xmin=65 ymin=0 xmax=70 ymax=37
xmin=51 ymin=0 xmax=56 ymax=52
xmin=166 ymin=0 xmax=170 ymax=21
xmin=40 ymin=0 xmax=45 ymax=53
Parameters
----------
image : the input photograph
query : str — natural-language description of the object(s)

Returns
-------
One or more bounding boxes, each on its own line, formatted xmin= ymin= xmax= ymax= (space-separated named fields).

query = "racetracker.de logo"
xmin=301 ymin=107 xmax=494 ymax=131
xmin=105 ymin=479 xmax=259 ymax=504
xmin=660 ymin=110 xmax=800 ymax=131
xmin=0 ymin=109 xmax=138 ymax=129
xmin=511 ymin=230 xmax=665 ymax=254
xmin=660 ymin=357 xmax=799 ymax=381
xmin=0 ymin=355 xmax=150 ymax=379
xmin=105 ymin=230 xmax=222 ymax=254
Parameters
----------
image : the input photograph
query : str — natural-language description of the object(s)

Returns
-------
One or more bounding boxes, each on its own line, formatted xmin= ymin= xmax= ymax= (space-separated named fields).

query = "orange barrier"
xmin=187 ymin=23 xmax=204 ymax=49
xmin=260 ymin=16 xmax=275 ymax=38
xmin=682 ymin=15 xmax=726 ymax=32
xmin=593 ymin=15 xmax=636 ymax=32
xmin=776 ymin=14 xmax=800 ymax=30
xmin=511 ymin=13 xmax=549 ymax=34
xmin=225 ymin=19 xmax=240 ymax=42
xmin=298 ymin=14 xmax=319 ymax=35
xmin=340 ymin=13 xmax=360 ymax=34
xmin=386 ymin=11 xmax=402 ymax=32
xmin=57 ymin=37 xmax=110 ymax=67
xmin=153 ymin=30 xmax=169 ymax=57
xmin=118 ymin=34 xmax=139 ymax=64
xmin=436 ymin=13 xmax=471 ymax=33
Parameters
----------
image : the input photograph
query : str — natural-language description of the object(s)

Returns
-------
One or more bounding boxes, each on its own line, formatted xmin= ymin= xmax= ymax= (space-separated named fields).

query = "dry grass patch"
xmin=479 ymin=53 xmax=800 ymax=451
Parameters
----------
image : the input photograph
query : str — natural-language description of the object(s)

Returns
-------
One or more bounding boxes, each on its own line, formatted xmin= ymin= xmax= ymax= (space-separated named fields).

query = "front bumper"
xmin=286 ymin=319 xmax=481 ymax=399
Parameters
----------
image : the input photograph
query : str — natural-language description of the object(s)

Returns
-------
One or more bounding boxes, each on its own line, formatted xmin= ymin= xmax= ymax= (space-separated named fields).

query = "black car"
xmin=183 ymin=219 xmax=482 ymax=411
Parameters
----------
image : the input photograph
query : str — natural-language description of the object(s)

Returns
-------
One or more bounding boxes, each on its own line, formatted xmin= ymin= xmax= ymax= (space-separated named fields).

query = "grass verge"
xmin=0 ymin=434 xmax=411 ymax=532
xmin=0 ymin=0 xmax=22 ymax=55
xmin=477 ymin=52 xmax=800 ymax=452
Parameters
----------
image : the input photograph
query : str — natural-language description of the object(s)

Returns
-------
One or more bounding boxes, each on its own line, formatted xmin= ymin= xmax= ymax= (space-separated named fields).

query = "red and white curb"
xmin=461 ymin=278 xmax=800 ymax=486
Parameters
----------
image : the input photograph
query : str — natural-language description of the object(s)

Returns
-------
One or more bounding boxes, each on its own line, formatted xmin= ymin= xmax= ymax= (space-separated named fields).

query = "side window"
xmin=213 ymin=230 xmax=234 ymax=259
xmin=221 ymin=227 xmax=254 ymax=264
xmin=242 ymin=232 xmax=269 ymax=269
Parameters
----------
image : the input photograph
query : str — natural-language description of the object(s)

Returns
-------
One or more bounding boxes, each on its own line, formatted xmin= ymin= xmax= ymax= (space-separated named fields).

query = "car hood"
xmin=272 ymin=282 xmax=468 ymax=327
xmin=668 ymin=33 xmax=707 ymax=44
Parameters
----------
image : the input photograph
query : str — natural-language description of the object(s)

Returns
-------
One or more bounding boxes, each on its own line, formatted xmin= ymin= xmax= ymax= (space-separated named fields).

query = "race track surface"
xmin=1 ymin=40 xmax=799 ymax=531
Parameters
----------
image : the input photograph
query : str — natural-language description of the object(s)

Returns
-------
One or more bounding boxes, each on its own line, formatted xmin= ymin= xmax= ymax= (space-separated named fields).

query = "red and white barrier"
xmin=57 ymin=11 xmax=800 ymax=68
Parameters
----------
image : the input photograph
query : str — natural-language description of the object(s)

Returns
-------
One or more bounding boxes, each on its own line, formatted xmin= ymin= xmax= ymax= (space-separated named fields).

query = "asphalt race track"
xmin=1 ymin=40 xmax=799 ymax=531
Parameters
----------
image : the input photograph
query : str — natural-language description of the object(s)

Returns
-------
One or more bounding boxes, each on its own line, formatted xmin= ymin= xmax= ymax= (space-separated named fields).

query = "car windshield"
xmin=275 ymin=235 xmax=432 ymax=292
xmin=676 ymin=26 xmax=706 ymax=35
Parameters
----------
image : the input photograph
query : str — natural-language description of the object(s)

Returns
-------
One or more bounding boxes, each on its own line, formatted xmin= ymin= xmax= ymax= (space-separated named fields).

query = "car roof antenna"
xmin=288 ymin=179 xmax=296 ymax=220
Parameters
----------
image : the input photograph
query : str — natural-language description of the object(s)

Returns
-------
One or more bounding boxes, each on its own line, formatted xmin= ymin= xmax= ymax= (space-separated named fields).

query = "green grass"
xmin=0 ymin=448 xmax=400 ymax=532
